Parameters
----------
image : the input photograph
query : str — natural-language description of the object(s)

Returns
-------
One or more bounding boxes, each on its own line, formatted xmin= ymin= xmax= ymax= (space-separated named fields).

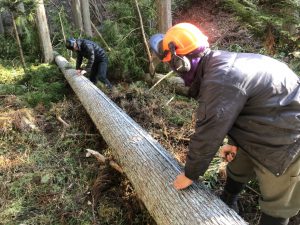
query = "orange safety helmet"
xmin=162 ymin=23 xmax=209 ymax=62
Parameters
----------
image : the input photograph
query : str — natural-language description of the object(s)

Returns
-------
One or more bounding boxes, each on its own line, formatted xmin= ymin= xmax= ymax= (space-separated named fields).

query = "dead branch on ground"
xmin=86 ymin=148 xmax=123 ymax=173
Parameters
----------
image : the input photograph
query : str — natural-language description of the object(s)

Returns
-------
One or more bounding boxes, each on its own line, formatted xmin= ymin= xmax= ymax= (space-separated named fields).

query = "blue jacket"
xmin=185 ymin=50 xmax=300 ymax=179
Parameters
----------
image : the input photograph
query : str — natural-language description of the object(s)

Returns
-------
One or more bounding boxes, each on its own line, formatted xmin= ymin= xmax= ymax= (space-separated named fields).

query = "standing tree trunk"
xmin=11 ymin=12 xmax=26 ymax=71
xmin=0 ymin=13 xmax=4 ymax=35
xmin=156 ymin=0 xmax=172 ymax=33
xmin=36 ymin=0 xmax=53 ymax=63
xmin=16 ymin=2 xmax=25 ymax=35
xmin=282 ymin=7 xmax=299 ymax=35
xmin=81 ymin=0 xmax=93 ymax=37
xmin=71 ymin=0 xmax=83 ymax=33
xmin=54 ymin=52 xmax=247 ymax=225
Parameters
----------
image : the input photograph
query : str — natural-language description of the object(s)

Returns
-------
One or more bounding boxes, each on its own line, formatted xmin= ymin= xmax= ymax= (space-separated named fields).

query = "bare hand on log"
xmin=219 ymin=144 xmax=238 ymax=162
xmin=173 ymin=172 xmax=193 ymax=190
xmin=76 ymin=69 xmax=87 ymax=76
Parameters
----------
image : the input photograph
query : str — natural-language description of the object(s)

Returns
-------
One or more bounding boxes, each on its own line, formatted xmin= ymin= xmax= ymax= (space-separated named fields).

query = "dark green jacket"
xmin=185 ymin=50 xmax=300 ymax=180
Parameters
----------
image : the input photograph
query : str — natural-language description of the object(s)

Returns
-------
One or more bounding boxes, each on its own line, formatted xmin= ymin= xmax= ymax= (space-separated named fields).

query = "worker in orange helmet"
xmin=150 ymin=23 xmax=300 ymax=225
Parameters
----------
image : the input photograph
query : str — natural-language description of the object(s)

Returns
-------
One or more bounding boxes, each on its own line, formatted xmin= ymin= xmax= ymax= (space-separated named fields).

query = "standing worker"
xmin=150 ymin=23 xmax=300 ymax=225
xmin=66 ymin=38 xmax=113 ymax=89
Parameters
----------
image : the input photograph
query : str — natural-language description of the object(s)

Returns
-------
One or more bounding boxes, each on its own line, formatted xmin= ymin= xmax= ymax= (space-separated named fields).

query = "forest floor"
xmin=0 ymin=0 xmax=299 ymax=225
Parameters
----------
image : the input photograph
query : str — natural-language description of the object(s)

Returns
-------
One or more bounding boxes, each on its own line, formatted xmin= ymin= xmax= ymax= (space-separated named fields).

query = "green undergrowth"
xmin=0 ymin=61 xmax=66 ymax=108
xmin=215 ymin=0 xmax=300 ymax=76
xmin=0 ymin=63 xmax=154 ymax=224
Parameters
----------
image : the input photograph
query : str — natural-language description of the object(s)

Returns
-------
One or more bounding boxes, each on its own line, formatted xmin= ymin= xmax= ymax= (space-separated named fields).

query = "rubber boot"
xmin=220 ymin=190 xmax=240 ymax=213
xmin=259 ymin=213 xmax=289 ymax=225
xmin=220 ymin=176 xmax=245 ymax=213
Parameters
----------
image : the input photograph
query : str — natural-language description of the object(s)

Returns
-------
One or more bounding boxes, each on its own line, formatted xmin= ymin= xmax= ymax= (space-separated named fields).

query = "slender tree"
xmin=70 ymin=0 xmax=83 ymax=32
xmin=11 ymin=11 xmax=26 ymax=70
xmin=0 ymin=0 xmax=28 ymax=69
xmin=0 ymin=13 xmax=4 ymax=34
xmin=156 ymin=0 xmax=172 ymax=33
xmin=80 ymin=0 xmax=92 ymax=36
xmin=35 ymin=0 xmax=53 ymax=62
xmin=16 ymin=2 xmax=25 ymax=35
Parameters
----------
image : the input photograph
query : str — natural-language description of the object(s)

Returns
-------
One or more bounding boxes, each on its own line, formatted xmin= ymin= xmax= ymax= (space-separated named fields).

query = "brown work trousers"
xmin=227 ymin=149 xmax=300 ymax=219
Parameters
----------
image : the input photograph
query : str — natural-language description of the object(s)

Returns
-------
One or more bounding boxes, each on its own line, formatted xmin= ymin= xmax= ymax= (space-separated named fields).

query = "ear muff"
xmin=168 ymin=42 xmax=191 ymax=73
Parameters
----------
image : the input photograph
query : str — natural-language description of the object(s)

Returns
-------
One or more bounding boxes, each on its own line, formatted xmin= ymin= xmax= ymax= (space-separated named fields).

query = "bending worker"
xmin=150 ymin=23 xmax=300 ymax=225
xmin=66 ymin=38 xmax=112 ymax=89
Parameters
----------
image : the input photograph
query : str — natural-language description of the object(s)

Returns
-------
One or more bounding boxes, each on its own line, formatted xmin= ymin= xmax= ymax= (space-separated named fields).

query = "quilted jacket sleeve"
xmin=184 ymin=75 xmax=248 ymax=180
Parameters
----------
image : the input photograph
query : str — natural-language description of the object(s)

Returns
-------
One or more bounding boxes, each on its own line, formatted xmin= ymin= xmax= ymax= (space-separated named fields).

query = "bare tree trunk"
xmin=36 ymin=0 xmax=53 ymax=63
xmin=71 ymin=0 xmax=83 ymax=32
xmin=54 ymin=52 xmax=247 ymax=225
xmin=156 ymin=0 xmax=172 ymax=33
xmin=12 ymin=12 xmax=26 ymax=71
xmin=0 ymin=13 xmax=4 ymax=35
xmin=282 ymin=7 xmax=299 ymax=35
xmin=81 ymin=0 xmax=93 ymax=37
xmin=16 ymin=2 xmax=25 ymax=35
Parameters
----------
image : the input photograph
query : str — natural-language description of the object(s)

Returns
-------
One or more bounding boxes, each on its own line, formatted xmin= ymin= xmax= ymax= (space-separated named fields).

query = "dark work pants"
xmin=90 ymin=58 xmax=112 ymax=88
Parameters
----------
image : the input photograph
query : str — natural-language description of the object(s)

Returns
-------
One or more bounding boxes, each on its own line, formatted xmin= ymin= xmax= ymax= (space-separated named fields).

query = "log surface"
xmin=55 ymin=53 xmax=247 ymax=225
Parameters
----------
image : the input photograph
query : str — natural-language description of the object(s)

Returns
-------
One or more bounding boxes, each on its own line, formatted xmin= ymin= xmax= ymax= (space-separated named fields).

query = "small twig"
xmin=133 ymin=0 xmax=155 ymax=76
xmin=65 ymin=133 xmax=99 ymax=137
xmin=59 ymin=7 xmax=66 ymax=43
xmin=98 ymin=0 xmax=107 ymax=11
xmin=176 ymin=137 xmax=190 ymax=141
xmin=118 ymin=27 xmax=140 ymax=45
xmin=245 ymin=184 xmax=261 ymax=196
xmin=0 ymin=95 xmax=15 ymax=98
xmin=91 ymin=22 xmax=111 ymax=51
xmin=47 ymin=0 xmax=60 ymax=10
xmin=56 ymin=115 xmax=70 ymax=128
xmin=148 ymin=70 xmax=175 ymax=92
xmin=165 ymin=96 xmax=175 ymax=106
xmin=86 ymin=149 xmax=123 ymax=173
xmin=91 ymin=196 xmax=97 ymax=224
xmin=4 ymin=105 xmax=13 ymax=109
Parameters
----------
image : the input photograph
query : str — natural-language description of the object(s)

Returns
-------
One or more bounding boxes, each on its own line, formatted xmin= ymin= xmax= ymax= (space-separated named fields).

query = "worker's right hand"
xmin=173 ymin=173 xmax=193 ymax=190
xmin=220 ymin=144 xmax=238 ymax=162
xmin=76 ymin=69 xmax=82 ymax=75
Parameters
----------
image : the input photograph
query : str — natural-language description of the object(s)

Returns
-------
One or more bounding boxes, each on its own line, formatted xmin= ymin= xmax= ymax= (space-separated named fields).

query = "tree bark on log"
xmin=54 ymin=53 xmax=247 ymax=225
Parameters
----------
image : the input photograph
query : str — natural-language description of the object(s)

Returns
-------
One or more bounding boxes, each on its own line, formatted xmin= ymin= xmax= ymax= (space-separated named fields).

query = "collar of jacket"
xmin=76 ymin=39 xmax=83 ymax=51
xmin=182 ymin=48 xmax=212 ymax=86
xmin=187 ymin=49 xmax=212 ymax=98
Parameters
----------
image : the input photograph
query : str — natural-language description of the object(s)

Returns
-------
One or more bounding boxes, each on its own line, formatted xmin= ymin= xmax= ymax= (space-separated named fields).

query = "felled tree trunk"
xmin=54 ymin=53 xmax=247 ymax=225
